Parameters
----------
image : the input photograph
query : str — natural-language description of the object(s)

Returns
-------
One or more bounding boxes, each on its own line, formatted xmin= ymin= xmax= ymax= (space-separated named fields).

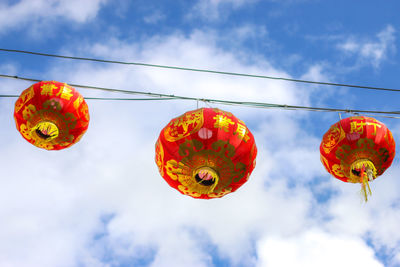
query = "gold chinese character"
xmin=350 ymin=121 xmax=365 ymax=134
xmin=234 ymin=123 xmax=250 ymax=142
xmin=351 ymin=121 xmax=381 ymax=136
xmin=56 ymin=85 xmax=73 ymax=100
xmin=213 ymin=108 xmax=233 ymax=117
xmin=73 ymin=96 xmax=83 ymax=109
xmin=366 ymin=122 xmax=381 ymax=135
xmin=40 ymin=83 xmax=58 ymax=96
xmin=15 ymin=87 xmax=35 ymax=112
xmin=213 ymin=114 xmax=234 ymax=132
xmin=22 ymin=104 xmax=37 ymax=120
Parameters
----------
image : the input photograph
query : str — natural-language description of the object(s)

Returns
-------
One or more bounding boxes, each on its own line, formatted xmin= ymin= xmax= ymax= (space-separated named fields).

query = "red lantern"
xmin=14 ymin=81 xmax=90 ymax=150
xmin=320 ymin=116 xmax=396 ymax=201
xmin=155 ymin=108 xmax=257 ymax=199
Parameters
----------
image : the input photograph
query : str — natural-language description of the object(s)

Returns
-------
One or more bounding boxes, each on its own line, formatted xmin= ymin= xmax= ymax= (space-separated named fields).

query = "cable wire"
xmin=0 ymin=94 xmax=176 ymax=101
xmin=1 ymin=48 xmax=400 ymax=93
xmin=1 ymin=74 xmax=400 ymax=118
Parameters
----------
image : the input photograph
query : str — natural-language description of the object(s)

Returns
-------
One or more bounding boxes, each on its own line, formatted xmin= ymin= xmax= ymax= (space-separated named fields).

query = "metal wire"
xmin=1 ymin=74 xmax=400 ymax=118
xmin=1 ymin=48 xmax=400 ymax=93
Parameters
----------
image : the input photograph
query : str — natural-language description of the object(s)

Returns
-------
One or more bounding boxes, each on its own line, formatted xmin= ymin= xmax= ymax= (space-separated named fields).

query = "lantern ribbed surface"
xmin=320 ymin=116 xmax=396 ymax=201
xmin=155 ymin=108 xmax=257 ymax=199
xmin=14 ymin=81 xmax=90 ymax=150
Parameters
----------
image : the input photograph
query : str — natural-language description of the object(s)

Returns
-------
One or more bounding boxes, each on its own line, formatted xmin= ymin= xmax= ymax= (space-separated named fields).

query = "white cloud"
xmin=189 ymin=0 xmax=311 ymax=20
xmin=55 ymin=30 xmax=308 ymax=109
xmin=189 ymin=0 xmax=259 ymax=21
xmin=64 ymin=31 xmax=321 ymax=266
xmin=226 ymin=24 xmax=268 ymax=43
xmin=0 ymin=29 xmax=316 ymax=266
xmin=336 ymin=25 xmax=396 ymax=68
xmin=321 ymin=164 xmax=400 ymax=266
xmin=143 ymin=11 xmax=166 ymax=24
xmin=1 ymin=27 xmax=400 ymax=267
xmin=257 ymin=229 xmax=383 ymax=267
xmin=300 ymin=64 xmax=331 ymax=83
xmin=0 ymin=0 xmax=107 ymax=34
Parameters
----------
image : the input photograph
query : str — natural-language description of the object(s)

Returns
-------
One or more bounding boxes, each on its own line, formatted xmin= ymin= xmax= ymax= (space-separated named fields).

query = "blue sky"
xmin=0 ymin=1 xmax=400 ymax=266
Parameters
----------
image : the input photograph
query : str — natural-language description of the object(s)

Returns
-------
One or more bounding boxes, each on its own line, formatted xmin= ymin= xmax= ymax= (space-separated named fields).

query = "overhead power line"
xmin=1 ymin=48 xmax=400 ymax=93
xmin=1 ymin=74 xmax=400 ymax=118
xmin=0 ymin=94 xmax=176 ymax=101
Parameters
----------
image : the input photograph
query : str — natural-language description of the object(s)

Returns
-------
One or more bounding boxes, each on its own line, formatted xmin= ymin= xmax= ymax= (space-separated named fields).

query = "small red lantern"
xmin=320 ymin=116 xmax=396 ymax=201
xmin=14 ymin=81 xmax=90 ymax=150
xmin=155 ymin=108 xmax=257 ymax=199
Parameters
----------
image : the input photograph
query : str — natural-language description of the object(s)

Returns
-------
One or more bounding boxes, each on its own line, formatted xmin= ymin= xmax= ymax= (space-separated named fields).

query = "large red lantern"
xmin=320 ymin=116 xmax=396 ymax=201
xmin=14 ymin=81 xmax=90 ymax=150
xmin=155 ymin=108 xmax=257 ymax=199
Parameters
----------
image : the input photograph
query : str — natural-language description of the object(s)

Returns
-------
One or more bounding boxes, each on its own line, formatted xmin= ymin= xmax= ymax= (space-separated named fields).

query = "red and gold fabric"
xmin=14 ymin=81 xmax=90 ymax=150
xmin=320 ymin=116 xmax=395 ymax=201
xmin=155 ymin=108 xmax=257 ymax=199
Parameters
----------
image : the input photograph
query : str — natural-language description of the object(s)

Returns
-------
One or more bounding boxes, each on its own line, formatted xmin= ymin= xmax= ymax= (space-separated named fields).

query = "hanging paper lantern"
xmin=320 ymin=116 xmax=395 ymax=201
xmin=14 ymin=81 xmax=90 ymax=150
xmin=155 ymin=108 xmax=257 ymax=199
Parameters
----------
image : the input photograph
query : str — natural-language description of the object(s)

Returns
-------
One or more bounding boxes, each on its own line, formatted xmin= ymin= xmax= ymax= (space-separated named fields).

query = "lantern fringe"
xmin=188 ymin=178 xmax=218 ymax=195
xmin=350 ymin=159 xmax=376 ymax=202
xmin=190 ymin=167 xmax=220 ymax=195
xmin=360 ymin=174 xmax=372 ymax=202
xmin=32 ymin=121 xmax=59 ymax=141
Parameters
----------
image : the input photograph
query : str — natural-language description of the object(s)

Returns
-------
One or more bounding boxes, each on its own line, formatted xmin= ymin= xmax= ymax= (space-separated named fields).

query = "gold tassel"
xmin=187 ymin=167 xmax=220 ymax=195
xmin=360 ymin=174 xmax=372 ymax=202
xmin=350 ymin=159 xmax=376 ymax=202
xmin=31 ymin=121 xmax=59 ymax=142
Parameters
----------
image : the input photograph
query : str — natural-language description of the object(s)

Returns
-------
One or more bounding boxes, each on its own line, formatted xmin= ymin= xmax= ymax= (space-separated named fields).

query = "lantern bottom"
xmin=350 ymin=159 xmax=377 ymax=202
xmin=192 ymin=166 xmax=219 ymax=194
xmin=31 ymin=121 xmax=59 ymax=142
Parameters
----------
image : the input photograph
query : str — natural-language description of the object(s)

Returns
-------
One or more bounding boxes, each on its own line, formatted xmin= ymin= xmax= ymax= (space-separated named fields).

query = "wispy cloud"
xmin=0 ymin=0 xmax=107 ymax=34
xmin=336 ymin=25 xmax=396 ymax=69
xmin=188 ymin=0 xmax=259 ymax=21
xmin=0 ymin=29 xmax=319 ymax=266
xmin=3 ymin=31 xmax=399 ymax=267
xmin=143 ymin=11 xmax=166 ymax=24
xmin=1 ymin=5 xmax=400 ymax=266
xmin=257 ymin=229 xmax=383 ymax=267
xmin=189 ymin=0 xmax=312 ymax=21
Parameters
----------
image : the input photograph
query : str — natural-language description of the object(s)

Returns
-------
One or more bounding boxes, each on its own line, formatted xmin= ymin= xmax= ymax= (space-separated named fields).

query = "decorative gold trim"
xmin=155 ymin=140 xmax=165 ymax=176
xmin=349 ymin=159 xmax=377 ymax=183
xmin=322 ymin=124 xmax=345 ymax=154
xmin=164 ymin=109 xmax=204 ymax=142
xmin=191 ymin=166 xmax=219 ymax=194
xmin=349 ymin=159 xmax=376 ymax=202
xmin=31 ymin=121 xmax=59 ymax=142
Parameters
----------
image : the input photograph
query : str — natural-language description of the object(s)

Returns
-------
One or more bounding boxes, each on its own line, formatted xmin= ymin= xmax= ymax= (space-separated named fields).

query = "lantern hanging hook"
xmin=203 ymin=99 xmax=213 ymax=108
